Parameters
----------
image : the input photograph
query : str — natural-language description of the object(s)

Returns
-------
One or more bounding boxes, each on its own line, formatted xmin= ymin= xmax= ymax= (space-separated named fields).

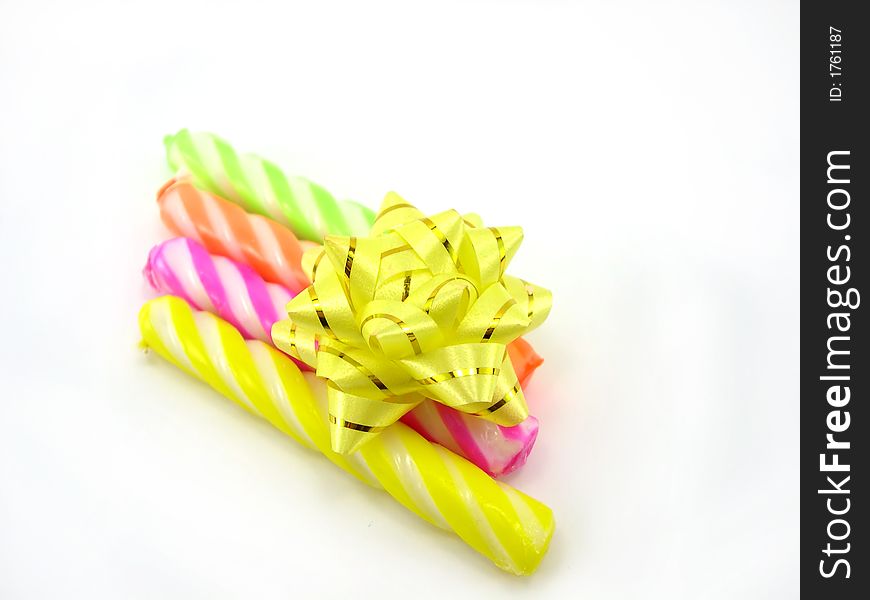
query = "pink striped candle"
xmin=144 ymin=237 xmax=291 ymax=346
xmin=401 ymin=402 xmax=539 ymax=477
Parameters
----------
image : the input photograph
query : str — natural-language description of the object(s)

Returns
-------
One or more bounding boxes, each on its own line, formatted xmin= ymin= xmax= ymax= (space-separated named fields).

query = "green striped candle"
xmin=164 ymin=129 xmax=376 ymax=241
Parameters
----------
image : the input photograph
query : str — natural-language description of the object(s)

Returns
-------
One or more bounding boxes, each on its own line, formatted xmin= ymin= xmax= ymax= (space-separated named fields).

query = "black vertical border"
xmin=802 ymin=2 xmax=868 ymax=596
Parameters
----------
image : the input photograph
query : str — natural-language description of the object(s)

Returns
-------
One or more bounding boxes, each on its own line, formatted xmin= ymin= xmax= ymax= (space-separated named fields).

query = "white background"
xmin=0 ymin=1 xmax=799 ymax=598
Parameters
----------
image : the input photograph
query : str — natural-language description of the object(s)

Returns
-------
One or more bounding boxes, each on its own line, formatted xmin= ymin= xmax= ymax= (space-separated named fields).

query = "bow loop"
xmin=323 ymin=235 xmax=380 ymax=307
xmin=284 ymin=274 xmax=359 ymax=344
xmin=456 ymin=284 xmax=529 ymax=345
xmin=316 ymin=339 xmax=413 ymax=398
xmin=502 ymin=276 xmax=553 ymax=334
xmin=397 ymin=343 xmax=506 ymax=412
xmin=370 ymin=191 xmax=425 ymax=236
xmin=359 ymin=300 xmax=443 ymax=359
xmin=407 ymin=274 xmax=479 ymax=332
xmin=372 ymin=235 xmax=429 ymax=294
xmin=302 ymin=245 xmax=327 ymax=282
xmin=270 ymin=319 xmax=318 ymax=367
xmin=458 ymin=226 xmax=524 ymax=288
xmin=394 ymin=209 xmax=464 ymax=275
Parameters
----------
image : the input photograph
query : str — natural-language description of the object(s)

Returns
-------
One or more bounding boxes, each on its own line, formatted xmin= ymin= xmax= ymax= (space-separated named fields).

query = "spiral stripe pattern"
xmin=401 ymin=401 xmax=539 ymax=478
xmin=157 ymin=178 xmax=310 ymax=292
xmin=144 ymin=237 xmax=293 ymax=345
xmin=139 ymin=296 xmax=554 ymax=575
xmin=164 ymin=129 xmax=375 ymax=241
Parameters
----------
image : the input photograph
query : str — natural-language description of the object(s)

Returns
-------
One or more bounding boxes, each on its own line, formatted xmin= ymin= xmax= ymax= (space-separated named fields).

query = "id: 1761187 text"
xmin=829 ymin=27 xmax=843 ymax=102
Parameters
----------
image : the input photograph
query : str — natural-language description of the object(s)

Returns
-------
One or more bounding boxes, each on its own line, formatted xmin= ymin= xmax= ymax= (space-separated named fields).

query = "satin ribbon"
xmin=272 ymin=194 xmax=552 ymax=454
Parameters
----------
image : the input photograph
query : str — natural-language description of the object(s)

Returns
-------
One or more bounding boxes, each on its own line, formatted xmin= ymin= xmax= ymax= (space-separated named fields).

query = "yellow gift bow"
xmin=271 ymin=193 xmax=552 ymax=454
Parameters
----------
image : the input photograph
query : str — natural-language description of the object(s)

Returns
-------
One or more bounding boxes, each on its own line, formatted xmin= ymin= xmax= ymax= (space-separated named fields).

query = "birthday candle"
xmin=508 ymin=336 xmax=544 ymax=388
xmin=144 ymin=236 xmax=544 ymax=474
xmin=156 ymin=178 xmax=310 ymax=292
xmin=164 ymin=129 xmax=375 ymax=241
xmin=144 ymin=237 xmax=292 ymax=345
xmin=139 ymin=296 xmax=554 ymax=575
xmin=402 ymin=402 xmax=539 ymax=477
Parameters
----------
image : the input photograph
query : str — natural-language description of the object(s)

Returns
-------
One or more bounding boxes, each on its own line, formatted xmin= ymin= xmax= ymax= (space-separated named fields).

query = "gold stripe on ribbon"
xmin=329 ymin=413 xmax=386 ymax=433
xmin=420 ymin=216 xmax=456 ymax=260
xmin=361 ymin=313 xmax=423 ymax=354
xmin=402 ymin=273 xmax=412 ymax=301
xmin=344 ymin=237 xmax=357 ymax=279
xmin=477 ymin=382 xmax=521 ymax=415
xmin=381 ymin=243 xmax=412 ymax=259
xmin=311 ymin=250 xmax=326 ymax=281
xmin=308 ymin=287 xmax=337 ymax=339
xmin=423 ymin=276 xmax=474 ymax=313
xmin=482 ymin=298 xmax=517 ymax=342
xmin=491 ymin=227 xmax=506 ymax=275
xmin=319 ymin=345 xmax=389 ymax=392
xmin=417 ymin=366 xmax=500 ymax=386
xmin=377 ymin=202 xmax=416 ymax=218
xmin=286 ymin=322 xmax=298 ymax=355
xmin=523 ymin=280 xmax=535 ymax=320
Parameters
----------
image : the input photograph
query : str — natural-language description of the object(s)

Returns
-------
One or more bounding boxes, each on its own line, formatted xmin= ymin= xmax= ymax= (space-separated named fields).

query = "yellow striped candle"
xmin=139 ymin=295 xmax=554 ymax=575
